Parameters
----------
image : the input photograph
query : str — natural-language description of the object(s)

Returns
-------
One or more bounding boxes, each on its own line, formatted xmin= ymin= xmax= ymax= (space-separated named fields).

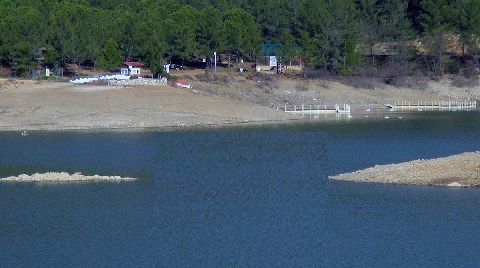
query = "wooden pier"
xmin=386 ymin=100 xmax=477 ymax=111
xmin=280 ymin=104 xmax=351 ymax=114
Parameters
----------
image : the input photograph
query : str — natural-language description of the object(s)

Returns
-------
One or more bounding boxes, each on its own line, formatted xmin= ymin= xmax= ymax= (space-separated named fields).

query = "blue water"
xmin=1 ymin=113 xmax=480 ymax=267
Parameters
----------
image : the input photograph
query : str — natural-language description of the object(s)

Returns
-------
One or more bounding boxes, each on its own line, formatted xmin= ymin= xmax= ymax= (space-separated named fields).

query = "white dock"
xmin=386 ymin=100 xmax=477 ymax=111
xmin=280 ymin=104 xmax=351 ymax=114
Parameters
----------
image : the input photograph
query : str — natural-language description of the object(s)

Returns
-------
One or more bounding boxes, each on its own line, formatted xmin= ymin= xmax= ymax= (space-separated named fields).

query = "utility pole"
xmin=214 ymin=52 xmax=217 ymax=74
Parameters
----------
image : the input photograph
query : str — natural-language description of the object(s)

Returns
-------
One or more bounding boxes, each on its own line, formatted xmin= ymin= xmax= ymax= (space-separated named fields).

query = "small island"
xmin=0 ymin=172 xmax=138 ymax=183
xmin=330 ymin=152 xmax=480 ymax=187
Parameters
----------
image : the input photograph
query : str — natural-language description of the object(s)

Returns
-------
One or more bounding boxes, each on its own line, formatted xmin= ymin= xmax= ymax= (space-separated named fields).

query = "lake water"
xmin=1 ymin=112 xmax=480 ymax=267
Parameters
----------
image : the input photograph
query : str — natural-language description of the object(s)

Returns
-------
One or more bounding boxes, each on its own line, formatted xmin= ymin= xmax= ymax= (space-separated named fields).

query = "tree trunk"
xmin=476 ymin=52 xmax=479 ymax=69
xmin=371 ymin=46 xmax=375 ymax=66
xmin=303 ymin=65 xmax=309 ymax=78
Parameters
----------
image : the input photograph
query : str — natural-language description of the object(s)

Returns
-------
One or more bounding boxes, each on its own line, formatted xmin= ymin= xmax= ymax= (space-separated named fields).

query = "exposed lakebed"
xmin=0 ymin=172 xmax=137 ymax=183
xmin=331 ymin=151 xmax=480 ymax=187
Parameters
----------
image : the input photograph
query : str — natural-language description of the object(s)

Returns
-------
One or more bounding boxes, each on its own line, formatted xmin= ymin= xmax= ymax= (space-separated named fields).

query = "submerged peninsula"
xmin=330 ymin=152 xmax=480 ymax=187
xmin=0 ymin=172 xmax=138 ymax=183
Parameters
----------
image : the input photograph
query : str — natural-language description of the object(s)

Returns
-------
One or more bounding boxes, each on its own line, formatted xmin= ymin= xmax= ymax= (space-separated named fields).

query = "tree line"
xmin=0 ymin=0 xmax=479 ymax=77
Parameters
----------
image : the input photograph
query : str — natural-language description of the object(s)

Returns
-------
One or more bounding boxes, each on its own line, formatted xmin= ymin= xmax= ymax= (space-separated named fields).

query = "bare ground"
xmin=0 ymin=74 xmax=478 ymax=131
xmin=330 ymin=152 xmax=480 ymax=187
xmin=0 ymin=79 xmax=294 ymax=131
xmin=0 ymin=172 xmax=137 ymax=183
xmin=187 ymin=73 xmax=478 ymax=111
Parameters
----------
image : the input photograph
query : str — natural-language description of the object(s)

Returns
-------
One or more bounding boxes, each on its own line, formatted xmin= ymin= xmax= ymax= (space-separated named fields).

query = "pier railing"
xmin=386 ymin=100 xmax=477 ymax=111
xmin=278 ymin=104 xmax=351 ymax=114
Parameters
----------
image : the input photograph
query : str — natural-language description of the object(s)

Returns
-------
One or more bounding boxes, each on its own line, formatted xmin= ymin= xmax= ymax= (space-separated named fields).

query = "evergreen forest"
xmin=1 ymin=0 xmax=480 ymax=77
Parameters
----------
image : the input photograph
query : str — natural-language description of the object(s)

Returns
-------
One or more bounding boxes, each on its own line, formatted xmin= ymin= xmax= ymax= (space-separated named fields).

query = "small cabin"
xmin=121 ymin=61 xmax=145 ymax=76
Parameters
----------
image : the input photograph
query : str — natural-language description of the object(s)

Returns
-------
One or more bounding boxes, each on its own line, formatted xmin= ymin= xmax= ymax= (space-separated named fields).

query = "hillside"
xmin=1 ymin=0 xmax=480 ymax=80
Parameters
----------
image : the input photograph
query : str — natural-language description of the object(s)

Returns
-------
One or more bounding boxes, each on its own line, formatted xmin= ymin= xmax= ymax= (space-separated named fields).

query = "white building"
xmin=121 ymin=61 xmax=145 ymax=76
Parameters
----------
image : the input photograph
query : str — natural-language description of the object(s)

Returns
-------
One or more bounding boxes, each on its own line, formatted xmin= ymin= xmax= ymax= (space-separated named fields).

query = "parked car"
xmin=175 ymin=81 xmax=192 ymax=89
xmin=170 ymin=64 xmax=188 ymax=70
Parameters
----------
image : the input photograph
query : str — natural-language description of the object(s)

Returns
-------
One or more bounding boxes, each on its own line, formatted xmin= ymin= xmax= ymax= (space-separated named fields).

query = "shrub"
xmin=342 ymin=76 xmax=380 ymax=90
xmin=386 ymin=76 xmax=429 ymax=91
xmin=451 ymin=75 xmax=478 ymax=88
xmin=295 ymin=82 xmax=309 ymax=91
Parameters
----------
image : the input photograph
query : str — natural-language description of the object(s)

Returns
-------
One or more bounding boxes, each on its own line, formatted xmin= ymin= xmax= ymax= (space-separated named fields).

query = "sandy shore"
xmin=330 ymin=152 xmax=480 ymax=187
xmin=0 ymin=172 xmax=137 ymax=183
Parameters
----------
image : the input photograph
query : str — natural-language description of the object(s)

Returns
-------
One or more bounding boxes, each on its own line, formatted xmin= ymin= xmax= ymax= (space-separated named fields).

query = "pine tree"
xmin=97 ymin=38 xmax=123 ymax=69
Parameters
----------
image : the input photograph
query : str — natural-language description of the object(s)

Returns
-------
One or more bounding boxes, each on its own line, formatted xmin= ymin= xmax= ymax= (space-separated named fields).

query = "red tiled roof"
xmin=124 ymin=61 xmax=145 ymax=68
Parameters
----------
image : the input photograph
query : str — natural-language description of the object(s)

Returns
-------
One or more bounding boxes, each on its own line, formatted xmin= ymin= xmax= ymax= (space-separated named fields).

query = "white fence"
xmin=386 ymin=100 xmax=477 ymax=111
xmin=279 ymin=104 xmax=351 ymax=114
xmin=70 ymin=74 xmax=131 ymax=84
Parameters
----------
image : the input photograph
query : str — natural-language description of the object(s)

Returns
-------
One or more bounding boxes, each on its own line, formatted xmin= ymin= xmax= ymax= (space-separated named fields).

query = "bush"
xmin=461 ymin=58 xmax=479 ymax=78
xmin=317 ymin=80 xmax=329 ymax=89
xmin=445 ymin=58 xmax=462 ymax=74
xmin=338 ymin=66 xmax=354 ymax=77
xmin=386 ymin=76 xmax=429 ymax=91
xmin=451 ymin=75 xmax=478 ymax=88
xmin=303 ymin=69 xmax=335 ymax=80
xmin=256 ymin=79 xmax=276 ymax=93
xmin=168 ymin=74 xmax=178 ymax=83
xmin=295 ymin=82 xmax=309 ymax=91
xmin=246 ymin=72 xmax=274 ymax=82
xmin=342 ymin=76 xmax=381 ymax=90
xmin=198 ymin=72 xmax=234 ymax=85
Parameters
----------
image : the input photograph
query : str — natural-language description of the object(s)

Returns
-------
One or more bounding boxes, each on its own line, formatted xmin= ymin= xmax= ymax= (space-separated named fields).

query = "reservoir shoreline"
xmin=330 ymin=152 xmax=480 ymax=187
xmin=1 ymin=79 xmax=477 ymax=132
